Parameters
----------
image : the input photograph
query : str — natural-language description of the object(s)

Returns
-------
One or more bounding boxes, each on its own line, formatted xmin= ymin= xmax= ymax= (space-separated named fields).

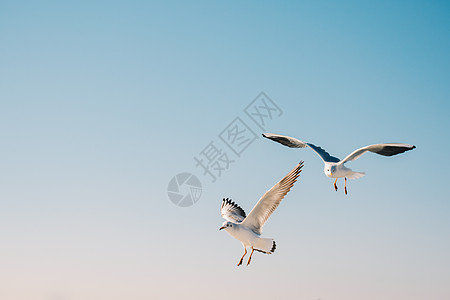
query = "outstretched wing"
xmin=305 ymin=143 xmax=341 ymax=163
xmin=341 ymin=143 xmax=416 ymax=164
xmin=242 ymin=161 xmax=304 ymax=235
xmin=221 ymin=198 xmax=246 ymax=223
xmin=262 ymin=133 xmax=307 ymax=148
xmin=262 ymin=133 xmax=340 ymax=163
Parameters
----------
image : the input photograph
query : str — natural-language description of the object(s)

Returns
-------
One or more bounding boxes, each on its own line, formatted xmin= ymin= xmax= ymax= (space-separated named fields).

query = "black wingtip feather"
xmin=221 ymin=198 xmax=246 ymax=219
xmin=376 ymin=145 xmax=416 ymax=156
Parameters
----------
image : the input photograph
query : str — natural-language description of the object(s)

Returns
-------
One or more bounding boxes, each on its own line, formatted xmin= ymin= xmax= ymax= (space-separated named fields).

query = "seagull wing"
xmin=242 ymin=161 xmax=304 ymax=235
xmin=340 ymin=143 xmax=416 ymax=164
xmin=221 ymin=198 xmax=246 ymax=223
xmin=262 ymin=133 xmax=340 ymax=163
xmin=305 ymin=143 xmax=341 ymax=163
xmin=262 ymin=133 xmax=307 ymax=148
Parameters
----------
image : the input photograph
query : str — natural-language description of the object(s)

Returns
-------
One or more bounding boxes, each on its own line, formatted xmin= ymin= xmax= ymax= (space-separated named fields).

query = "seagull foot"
xmin=344 ymin=186 xmax=347 ymax=195
xmin=334 ymin=184 xmax=338 ymax=191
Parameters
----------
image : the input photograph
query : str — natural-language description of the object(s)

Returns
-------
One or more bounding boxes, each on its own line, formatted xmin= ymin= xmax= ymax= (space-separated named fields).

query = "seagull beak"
xmin=219 ymin=226 xmax=225 ymax=230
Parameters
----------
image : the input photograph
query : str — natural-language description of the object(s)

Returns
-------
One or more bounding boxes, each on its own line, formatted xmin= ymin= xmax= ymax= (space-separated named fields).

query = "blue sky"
xmin=1 ymin=1 xmax=449 ymax=299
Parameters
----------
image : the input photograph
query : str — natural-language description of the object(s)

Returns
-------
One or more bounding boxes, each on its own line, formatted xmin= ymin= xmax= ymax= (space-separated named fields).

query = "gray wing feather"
xmin=262 ymin=133 xmax=340 ymax=163
xmin=341 ymin=143 xmax=416 ymax=164
xmin=306 ymin=143 xmax=341 ymax=163
xmin=262 ymin=133 xmax=307 ymax=148
xmin=242 ymin=161 xmax=304 ymax=235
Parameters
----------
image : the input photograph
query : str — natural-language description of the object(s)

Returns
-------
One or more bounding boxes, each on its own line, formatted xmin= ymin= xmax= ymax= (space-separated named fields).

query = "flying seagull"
xmin=219 ymin=161 xmax=303 ymax=266
xmin=263 ymin=133 xmax=415 ymax=194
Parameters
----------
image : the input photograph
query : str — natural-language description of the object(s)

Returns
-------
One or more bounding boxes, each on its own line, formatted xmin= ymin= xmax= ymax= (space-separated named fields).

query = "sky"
xmin=1 ymin=1 xmax=450 ymax=299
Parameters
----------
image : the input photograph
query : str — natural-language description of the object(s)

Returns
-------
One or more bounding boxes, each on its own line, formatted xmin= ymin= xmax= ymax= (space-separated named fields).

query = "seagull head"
xmin=324 ymin=165 xmax=337 ymax=178
xmin=219 ymin=221 xmax=234 ymax=231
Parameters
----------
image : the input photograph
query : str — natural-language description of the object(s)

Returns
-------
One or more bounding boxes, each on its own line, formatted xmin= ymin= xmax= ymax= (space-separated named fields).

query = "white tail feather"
xmin=347 ymin=171 xmax=366 ymax=179
xmin=254 ymin=238 xmax=276 ymax=254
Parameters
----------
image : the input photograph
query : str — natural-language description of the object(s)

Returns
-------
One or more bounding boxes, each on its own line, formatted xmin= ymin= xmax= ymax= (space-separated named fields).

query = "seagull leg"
xmin=334 ymin=179 xmax=338 ymax=191
xmin=344 ymin=177 xmax=347 ymax=195
xmin=237 ymin=248 xmax=247 ymax=266
xmin=247 ymin=247 xmax=255 ymax=266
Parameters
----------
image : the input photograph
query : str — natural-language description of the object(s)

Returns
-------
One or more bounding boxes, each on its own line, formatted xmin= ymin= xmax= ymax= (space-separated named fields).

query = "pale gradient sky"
xmin=1 ymin=1 xmax=450 ymax=300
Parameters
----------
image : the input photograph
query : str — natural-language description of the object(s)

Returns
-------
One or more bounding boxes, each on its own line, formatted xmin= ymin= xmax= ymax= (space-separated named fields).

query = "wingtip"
xmin=291 ymin=161 xmax=304 ymax=179
xmin=262 ymin=133 xmax=268 ymax=138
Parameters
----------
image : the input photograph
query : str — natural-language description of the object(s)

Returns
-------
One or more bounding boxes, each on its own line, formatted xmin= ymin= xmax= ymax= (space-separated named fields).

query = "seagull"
xmin=263 ymin=133 xmax=415 ymax=194
xmin=219 ymin=161 xmax=303 ymax=266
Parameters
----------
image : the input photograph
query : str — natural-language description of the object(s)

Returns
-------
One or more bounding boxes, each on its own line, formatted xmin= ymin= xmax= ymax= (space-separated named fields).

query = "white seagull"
xmin=263 ymin=133 xmax=415 ymax=194
xmin=219 ymin=161 xmax=303 ymax=266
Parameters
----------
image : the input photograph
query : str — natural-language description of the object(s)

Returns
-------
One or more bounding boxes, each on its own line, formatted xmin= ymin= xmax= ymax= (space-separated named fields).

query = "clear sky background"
xmin=1 ymin=1 xmax=449 ymax=300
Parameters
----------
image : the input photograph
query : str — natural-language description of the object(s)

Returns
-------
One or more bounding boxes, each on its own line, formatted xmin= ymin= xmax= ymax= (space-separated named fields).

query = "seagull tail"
xmin=254 ymin=238 xmax=276 ymax=254
xmin=347 ymin=171 xmax=366 ymax=179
